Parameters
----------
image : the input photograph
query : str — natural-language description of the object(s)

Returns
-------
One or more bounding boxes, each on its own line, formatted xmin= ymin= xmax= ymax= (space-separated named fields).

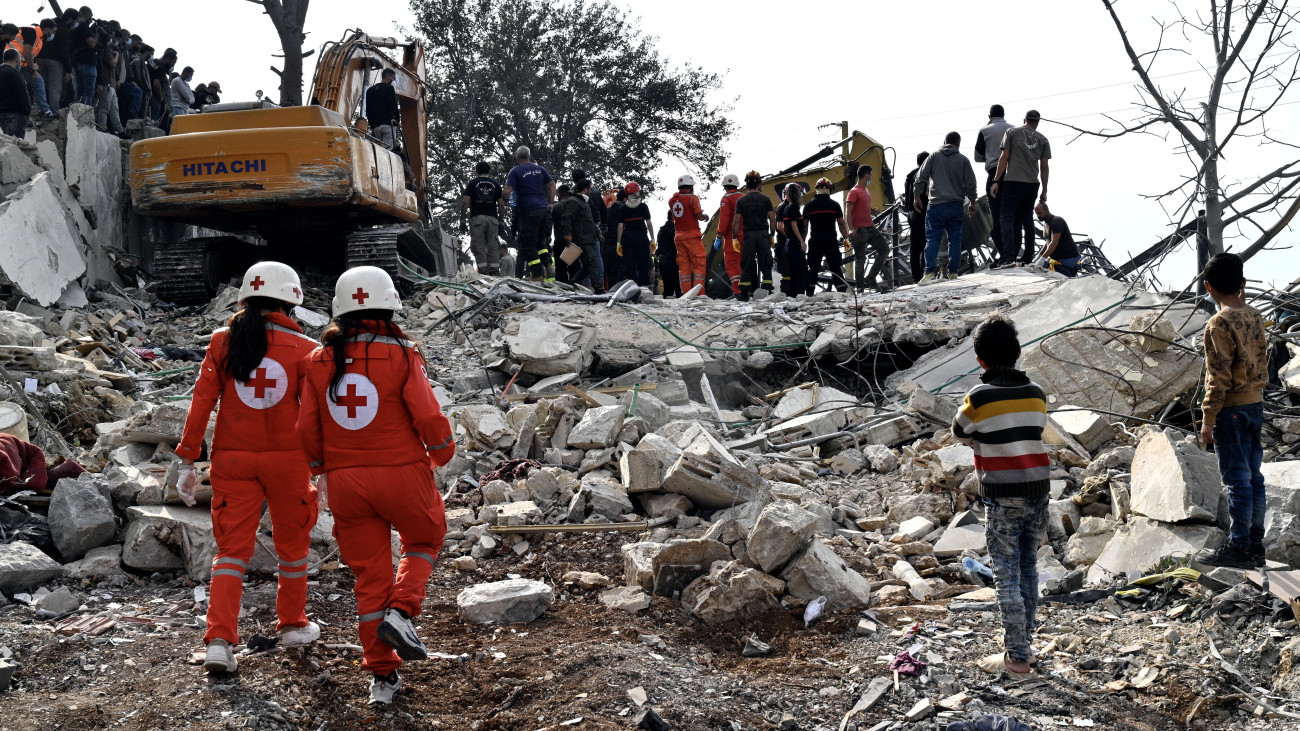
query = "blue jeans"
xmin=1215 ymin=402 xmax=1266 ymax=550
xmin=120 ymin=81 xmax=144 ymax=121
xmin=74 ymin=63 xmax=97 ymax=106
xmin=983 ymin=495 xmax=1049 ymax=663
xmin=22 ymin=67 xmax=53 ymax=115
xmin=924 ymin=200 xmax=965 ymax=274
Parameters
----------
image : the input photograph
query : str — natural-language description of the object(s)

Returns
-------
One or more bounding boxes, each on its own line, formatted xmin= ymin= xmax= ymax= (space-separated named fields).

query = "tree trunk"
xmin=1202 ymin=154 xmax=1226 ymax=258
xmin=260 ymin=0 xmax=310 ymax=107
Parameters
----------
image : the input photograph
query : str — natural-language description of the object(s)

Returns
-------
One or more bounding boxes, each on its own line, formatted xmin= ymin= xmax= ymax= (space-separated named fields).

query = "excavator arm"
xmin=309 ymin=30 xmax=429 ymax=214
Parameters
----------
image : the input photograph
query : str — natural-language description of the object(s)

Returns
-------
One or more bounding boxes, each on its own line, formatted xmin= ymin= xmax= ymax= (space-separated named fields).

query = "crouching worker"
xmin=951 ymin=315 xmax=1049 ymax=677
xmin=176 ymin=262 xmax=322 ymax=674
xmin=297 ymin=266 xmax=456 ymax=704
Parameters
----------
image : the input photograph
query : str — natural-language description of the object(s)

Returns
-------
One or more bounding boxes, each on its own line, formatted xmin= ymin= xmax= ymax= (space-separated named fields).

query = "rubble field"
xmin=4 ymin=117 xmax=1300 ymax=730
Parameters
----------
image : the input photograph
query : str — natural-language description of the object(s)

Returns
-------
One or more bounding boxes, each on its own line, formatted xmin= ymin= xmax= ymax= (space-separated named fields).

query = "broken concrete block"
xmin=1129 ymin=312 xmax=1179 ymax=354
xmin=504 ymin=317 xmax=597 ymax=376
xmin=1282 ymin=352 xmax=1300 ymax=396
xmin=932 ymin=445 xmax=975 ymax=488
xmin=639 ymin=493 xmax=693 ymax=520
xmin=1130 ymin=429 xmax=1220 ymax=523
xmin=48 ymin=473 xmax=116 ymax=560
xmin=120 ymin=401 xmax=189 ymax=445
xmin=0 ymin=656 xmax=17 ymax=690
xmin=567 ymin=405 xmax=626 ymax=450
xmin=1063 ymin=517 xmax=1117 ymax=569
xmin=861 ymin=414 xmax=923 ymax=447
xmin=764 ymin=409 xmax=847 ymax=445
xmin=525 ymin=469 xmax=560 ymax=503
xmin=636 ymin=432 xmax=683 ymax=476
xmin=122 ymin=505 xmax=216 ymax=579
xmin=0 ymin=541 xmax=64 ymax=593
xmin=896 ymin=516 xmax=936 ymax=541
xmin=64 ymin=104 xmax=125 ymax=288
xmin=581 ymin=475 xmax=633 ymax=519
xmin=772 ymin=385 xmax=859 ymax=420
xmin=622 ymin=541 xmax=666 ymax=591
xmin=681 ymin=560 xmax=783 ymax=626
xmin=1047 ymin=498 xmax=1082 ymax=539
xmin=1264 ymin=512 xmax=1300 ymax=568
xmin=908 ymin=388 xmax=958 ymax=425
xmin=495 ymin=501 xmax=542 ymax=527
xmin=456 ymin=579 xmax=555 ymax=624
xmin=830 ymin=448 xmax=867 ymax=475
xmin=1264 ymin=461 xmax=1300 ymax=515
xmin=746 ymin=501 xmax=818 ymax=573
xmin=1087 ymin=517 xmax=1225 ymax=583
xmin=1050 ymin=407 xmax=1112 ymax=453
xmin=662 ymin=431 xmax=762 ymax=509
xmin=620 ymin=447 xmax=662 ymax=494
xmin=781 ymin=539 xmax=872 ymax=610
xmin=64 ymin=545 xmax=126 ymax=581
xmin=621 ymin=391 xmax=669 ymax=432
xmin=0 ymin=173 xmax=88 ymax=306
xmin=863 ymin=444 xmax=899 ymax=473
xmin=600 ymin=586 xmax=652 ymax=612
xmin=887 ymin=493 xmax=953 ymax=525
xmin=459 ymin=405 xmax=514 ymax=449
xmin=34 ymin=586 xmax=80 ymax=616
xmin=933 ymin=525 xmax=987 ymax=557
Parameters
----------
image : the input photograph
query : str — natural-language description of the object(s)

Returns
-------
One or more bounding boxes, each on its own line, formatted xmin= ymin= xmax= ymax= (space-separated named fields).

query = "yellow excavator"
xmin=129 ymin=30 xmax=436 ymax=304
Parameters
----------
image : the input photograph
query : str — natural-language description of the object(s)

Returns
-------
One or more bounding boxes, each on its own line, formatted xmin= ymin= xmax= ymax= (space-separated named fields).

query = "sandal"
xmin=978 ymin=652 xmax=1035 ymax=678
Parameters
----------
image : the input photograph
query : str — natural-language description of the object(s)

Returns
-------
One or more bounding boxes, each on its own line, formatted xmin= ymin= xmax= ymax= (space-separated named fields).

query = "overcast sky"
xmin=21 ymin=0 xmax=1298 ymax=290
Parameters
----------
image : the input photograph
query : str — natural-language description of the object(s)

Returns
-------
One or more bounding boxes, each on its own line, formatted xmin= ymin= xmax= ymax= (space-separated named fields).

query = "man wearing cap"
xmin=990 ymin=110 xmax=1051 ymax=267
xmin=974 ymin=105 xmax=1014 ymax=253
xmin=192 ymin=80 xmax=221 ymax=109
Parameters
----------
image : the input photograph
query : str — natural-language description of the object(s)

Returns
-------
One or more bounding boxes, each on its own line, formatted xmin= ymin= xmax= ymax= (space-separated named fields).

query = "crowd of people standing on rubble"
xmin=0 ymin=5 xmax=220 ymax=140
xmin=459 ymin=103 xmax=1081 ymax=297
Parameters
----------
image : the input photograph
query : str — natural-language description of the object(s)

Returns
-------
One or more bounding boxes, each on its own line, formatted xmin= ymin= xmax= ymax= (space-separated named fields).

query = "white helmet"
xmin=238 ymin=261 xmax=303 ymax=307
xmin=332 ymin=266 xmax=401 ymax=317
xmin=677 ymin=173 xmax=696 ymax=188
xmin=721 ymin=173 xmax=740 ymax=188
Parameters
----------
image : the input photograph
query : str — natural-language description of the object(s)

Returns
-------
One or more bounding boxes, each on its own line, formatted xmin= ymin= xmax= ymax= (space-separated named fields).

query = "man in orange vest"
xmin=717 ymin=173 xmax=744 ymax=296
xmin=670 ymin=173 xmax=709 ymax=294
xmin=4 ymin=23 xmax=53 ymax=118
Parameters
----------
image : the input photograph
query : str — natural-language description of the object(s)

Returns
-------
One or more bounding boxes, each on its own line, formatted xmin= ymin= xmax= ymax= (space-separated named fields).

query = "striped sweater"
xmin=950 ymin=366 xmax=1050 ymax=499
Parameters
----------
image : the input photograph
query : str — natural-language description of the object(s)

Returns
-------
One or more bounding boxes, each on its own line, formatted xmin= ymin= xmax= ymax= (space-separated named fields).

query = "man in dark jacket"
xmin=0 ymin=49 xmax=32 ymax=137
xmin=365 ymin=69 xmax=399 ymax=149
xmin=552 ymin=184 xmax=603 ymax=293
xmin=901 ymin=152 xmax=929 ymax=284
xmin=657 ymin=210 xmax=681 ymax=297
xmin=35 ymin=18 xmax=70 ymax=112
xmin=603 ymin=190 xmax=625 ymax=287
xmin=191 ymin=80 xmax=220 ymax=110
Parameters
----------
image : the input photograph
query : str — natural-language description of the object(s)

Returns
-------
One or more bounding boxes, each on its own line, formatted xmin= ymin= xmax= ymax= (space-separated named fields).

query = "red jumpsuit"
xmin=297 ymin=325 xmax=455 ymax=676
xmin=670 ymin=190 xmax=707 ymax=292
xmin=718 ymin=189 xmax=745 ymax=295
xmin=177 ymin=312 xmax=320 ymax=646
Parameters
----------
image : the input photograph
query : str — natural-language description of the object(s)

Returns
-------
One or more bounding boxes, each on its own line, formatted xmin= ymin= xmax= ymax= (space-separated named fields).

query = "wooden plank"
xmin=564 ymin=384 xmax=603 ymax=408
xmin=1247 ymin=568 xmax=1300 ymax=603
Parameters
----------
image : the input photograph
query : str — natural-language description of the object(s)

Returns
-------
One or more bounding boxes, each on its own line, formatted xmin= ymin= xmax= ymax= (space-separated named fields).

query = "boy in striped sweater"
xmin=951 ymin=314 xmax=1049 ymax=676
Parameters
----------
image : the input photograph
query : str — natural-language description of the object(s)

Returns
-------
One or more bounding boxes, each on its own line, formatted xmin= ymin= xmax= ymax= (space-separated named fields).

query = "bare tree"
xmin=1061 ymin=1 xmax=1300 ymax=270
xmin=244 ymin=0 xmax=311 ymax=106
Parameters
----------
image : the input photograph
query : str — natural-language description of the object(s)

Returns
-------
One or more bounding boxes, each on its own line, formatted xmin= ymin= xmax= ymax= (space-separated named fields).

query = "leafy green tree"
xmin=411 ymin=0 xmax=732 ymax=213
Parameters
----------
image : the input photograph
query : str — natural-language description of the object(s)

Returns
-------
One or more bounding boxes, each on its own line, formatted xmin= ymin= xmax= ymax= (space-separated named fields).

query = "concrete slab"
xmin=0 ymin=173 xmax=88 ymax=305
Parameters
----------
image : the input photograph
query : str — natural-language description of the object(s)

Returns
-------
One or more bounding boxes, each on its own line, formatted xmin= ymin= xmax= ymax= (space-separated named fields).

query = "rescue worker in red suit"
xmin=297 ymin=266 xmax=455 ymax=705
xmin=175 ymin=262 xmax=322 ymax=674
xmin=669 ymin=173 xmax=709 ymax=294
xmin=717 ymin=172 xmax=744 ymax=296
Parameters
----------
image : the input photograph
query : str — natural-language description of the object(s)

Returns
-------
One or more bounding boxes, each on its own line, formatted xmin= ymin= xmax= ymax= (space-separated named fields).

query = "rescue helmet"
xmin=624 ymin=181 xmax=642 ymax=195
xmin=721 ymin=173 xmax=740 ymax=188
xmin=744 ymin=170 xmax=762 ymax=186
xmin=332 ymin=266 xmax=401 ymax=317
xmin=815 ymin=177 xmax=834 ymax=193
xmin=677 ymin=173 xmax=695 ymax=188
xmin=239 ymin=261 xmax=303 ymax=307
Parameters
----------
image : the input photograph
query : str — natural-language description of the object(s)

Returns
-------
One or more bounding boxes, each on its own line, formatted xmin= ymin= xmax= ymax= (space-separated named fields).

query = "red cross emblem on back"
xmin=336 ymin=383 xmax=368 ymax=418
xmin=246 ymin=367 xmax=277 ymax=399
xmin=250 ymin=276 xmax=265 ymax=290
xmin=352 ymin=288 xmax=370 ymax=305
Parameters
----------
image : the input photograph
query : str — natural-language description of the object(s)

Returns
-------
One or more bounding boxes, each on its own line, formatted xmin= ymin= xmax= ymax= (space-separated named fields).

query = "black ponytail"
xmin=223 ymin=296 xmax=290 ymax=383
xmin=322 ymin=310 xmax=423 ymax=404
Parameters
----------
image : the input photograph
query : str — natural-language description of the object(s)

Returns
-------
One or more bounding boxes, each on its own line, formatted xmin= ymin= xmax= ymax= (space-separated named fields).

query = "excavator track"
xmin=345 ymin=227 xmax=405 ymax=281
xmin=153 ymin=237 xmax=236 ymax=306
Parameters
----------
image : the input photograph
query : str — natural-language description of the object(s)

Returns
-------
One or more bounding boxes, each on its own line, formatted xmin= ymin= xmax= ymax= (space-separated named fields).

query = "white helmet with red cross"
xmin=238 ymin=261 xmax=304 ymax=307
xmin=332 ymin=266 xmax=402 ymax=317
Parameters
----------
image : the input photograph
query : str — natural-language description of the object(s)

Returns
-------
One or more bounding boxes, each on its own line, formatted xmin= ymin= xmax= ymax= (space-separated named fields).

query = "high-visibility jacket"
xmin=177 ymin=312 xmax=320 ymax=461
xmin=670 ymin=190 xmax=703 ymax=235
xmin=719 ymin=188 xmax=744 ymax=238
xmin=297 ymin=323 xmax=455 ymax=475
xmin=5 ymin=26 xmax=42 ymax=68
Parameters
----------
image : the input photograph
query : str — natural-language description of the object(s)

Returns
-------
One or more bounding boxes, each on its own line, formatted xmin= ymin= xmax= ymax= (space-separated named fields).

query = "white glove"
xmin=316 ymin=473 xmax=329 ymax=512
xmin=1035 ymin=257 xmax=1050 ymax=269
xmin=177 ymin=464 xmax=198 ymax=507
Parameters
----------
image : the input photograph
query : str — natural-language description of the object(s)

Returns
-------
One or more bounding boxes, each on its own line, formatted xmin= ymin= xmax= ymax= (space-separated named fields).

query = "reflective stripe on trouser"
xmin=675 ymin=232 xmax=706 ymax=291
xmin=722 ymin=235 xmax=742 ymax=294
xmin=329 ymin=461 xmax=447 ymax=676
xmin=205 ymin=449 xmax=318 ymax=646
xmin=739 ymin=230 xmax=771 ymax=293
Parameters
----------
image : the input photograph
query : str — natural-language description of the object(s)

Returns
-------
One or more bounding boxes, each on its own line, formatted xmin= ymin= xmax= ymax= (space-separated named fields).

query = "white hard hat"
xmin=721 ymin=173 xmax=740 ymax=188
xmin=332 ymin=266 xmax=401 ymax=317
xmin=238 ymin=261 xmax=303 ymax=307
xmin=677 ymin=173 xmax=696 ymax=188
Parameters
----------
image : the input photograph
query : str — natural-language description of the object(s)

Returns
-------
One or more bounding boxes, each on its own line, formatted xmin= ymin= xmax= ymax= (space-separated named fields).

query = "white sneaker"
xmin=281 ymin=621 xmax=320 ymax=647
xmin=368 ymin=671 xmax=402 ymax=705
xmin=917 ymin=273 xmax=939 ymax=287
xmin=203 ymin=638 xmax=238 ymax=673
xmin=376 ymin=608 xmax=427 ymax=661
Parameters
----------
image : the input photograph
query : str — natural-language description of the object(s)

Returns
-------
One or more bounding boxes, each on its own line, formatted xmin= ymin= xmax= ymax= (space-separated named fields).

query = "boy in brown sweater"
xmin=1195 ymin=253 xmax=1269 ymax=569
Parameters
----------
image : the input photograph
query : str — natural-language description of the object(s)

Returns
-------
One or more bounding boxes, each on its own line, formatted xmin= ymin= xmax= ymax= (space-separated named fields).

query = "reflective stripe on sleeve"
xmin=426 ymin=436 xmax=453 ymax=452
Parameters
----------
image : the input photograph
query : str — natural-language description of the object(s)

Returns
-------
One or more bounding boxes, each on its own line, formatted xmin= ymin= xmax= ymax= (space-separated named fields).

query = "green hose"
xmin=149 ymin=365 xmax=199 ymax=377
xmin=399 ymin=258 xmax=473 ymax=292
xmin=615 ymin=302 xmax=815 ymax=352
